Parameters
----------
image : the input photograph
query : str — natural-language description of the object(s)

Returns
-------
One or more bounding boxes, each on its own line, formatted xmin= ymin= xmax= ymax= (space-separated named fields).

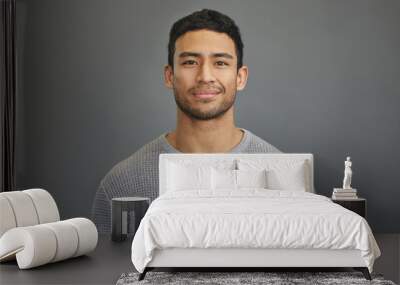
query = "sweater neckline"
xmin=160 ymin=128 xmax=250 ymax=153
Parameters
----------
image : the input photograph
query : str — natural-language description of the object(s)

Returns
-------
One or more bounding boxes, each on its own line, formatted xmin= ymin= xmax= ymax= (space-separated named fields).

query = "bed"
xmin=131 ymin=153 xmax=381 ymax=281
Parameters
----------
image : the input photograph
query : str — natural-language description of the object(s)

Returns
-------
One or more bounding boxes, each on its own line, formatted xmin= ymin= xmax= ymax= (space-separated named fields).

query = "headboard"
xmin=159 ymin=153 xmax=315 ymax=195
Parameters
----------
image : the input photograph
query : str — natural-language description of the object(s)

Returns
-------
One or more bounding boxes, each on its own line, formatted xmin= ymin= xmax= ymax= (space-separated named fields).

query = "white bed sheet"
xmin=131 ymin=189 xmax=380 ymax=273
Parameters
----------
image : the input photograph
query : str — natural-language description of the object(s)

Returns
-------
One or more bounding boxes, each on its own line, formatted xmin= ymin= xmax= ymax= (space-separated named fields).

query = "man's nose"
xmin=196 ymin=62 xmax=216 ymax=83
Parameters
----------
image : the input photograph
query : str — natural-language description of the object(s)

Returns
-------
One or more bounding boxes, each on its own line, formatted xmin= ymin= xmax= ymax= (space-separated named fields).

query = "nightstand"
xmin=111 ymin=197 xmax=150 ymax=242
xmin=331 ymin=197 xmax=366 ymax=218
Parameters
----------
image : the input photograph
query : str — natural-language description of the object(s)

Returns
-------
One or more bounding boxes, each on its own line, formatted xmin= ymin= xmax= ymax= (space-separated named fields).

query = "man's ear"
xmin=236 ymin=65 xmax=249 ymax=91
xmin=164 ymin=65 xmax=174 ymax=89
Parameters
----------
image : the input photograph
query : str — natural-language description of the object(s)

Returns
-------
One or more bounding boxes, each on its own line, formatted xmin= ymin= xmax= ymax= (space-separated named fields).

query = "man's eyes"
xmin=181 ymin=60 xmax=229 ymax=66
xmin=215 ymin=61 xmax=228 ymax=66
xmin=182 ymin=60 xmax=197 ymax=65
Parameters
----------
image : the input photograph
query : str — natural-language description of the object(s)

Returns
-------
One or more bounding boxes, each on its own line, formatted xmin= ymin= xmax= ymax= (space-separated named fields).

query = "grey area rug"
xmin=116 ymin=271 xmax=396 ymax=285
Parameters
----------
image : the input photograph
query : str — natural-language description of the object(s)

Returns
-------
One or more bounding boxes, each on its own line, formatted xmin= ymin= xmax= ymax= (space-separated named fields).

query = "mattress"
xmin=131 ymin=189 xmax=381 ymax=273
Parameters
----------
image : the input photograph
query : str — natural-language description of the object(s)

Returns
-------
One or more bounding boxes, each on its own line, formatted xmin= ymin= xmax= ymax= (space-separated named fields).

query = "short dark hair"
xmin=167 ymin=9 xmax=244 ymax=71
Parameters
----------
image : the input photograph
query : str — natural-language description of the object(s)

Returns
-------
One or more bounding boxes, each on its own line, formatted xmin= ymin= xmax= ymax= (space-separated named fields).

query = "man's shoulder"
xmin=244 ymin=129 xmax=282 ymax=153
xmin=99 ymin=135 xmax=165 ymax=189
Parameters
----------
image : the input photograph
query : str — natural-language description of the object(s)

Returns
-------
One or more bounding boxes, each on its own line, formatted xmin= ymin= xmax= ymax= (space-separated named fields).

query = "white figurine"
xmin=342 ymin=156 xmax=353 ymax=189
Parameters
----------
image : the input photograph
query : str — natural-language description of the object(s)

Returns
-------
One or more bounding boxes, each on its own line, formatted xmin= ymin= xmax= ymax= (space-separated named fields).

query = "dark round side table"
xmin=111 ymin=197 xmax=150 ymax=242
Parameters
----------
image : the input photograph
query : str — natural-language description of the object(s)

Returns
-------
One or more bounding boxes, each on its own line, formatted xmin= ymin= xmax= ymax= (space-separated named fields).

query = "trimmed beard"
xmin=173 ymin=88 xmax=236 ymax=121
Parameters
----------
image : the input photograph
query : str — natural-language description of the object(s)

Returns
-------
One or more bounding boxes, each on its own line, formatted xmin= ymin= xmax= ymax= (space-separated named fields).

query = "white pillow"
xmin=167 ymin=162 xmax=212 ymax=191
xmin=266 ymin=165 xmax=306 ymax=191
xmin=236 ymin=169 xmax=268 ymax=189
xmin=238 ymin=159 xmax=308 ymax=191
xmin=211 ymin=168 xmax=268 ymax=190
xmin=211 ymin=168 xmax=237 ymax=190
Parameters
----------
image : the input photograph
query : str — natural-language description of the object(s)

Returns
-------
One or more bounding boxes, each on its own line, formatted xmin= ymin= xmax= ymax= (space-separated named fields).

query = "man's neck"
xmin=166 ymin=125 xmax=244 ymax=153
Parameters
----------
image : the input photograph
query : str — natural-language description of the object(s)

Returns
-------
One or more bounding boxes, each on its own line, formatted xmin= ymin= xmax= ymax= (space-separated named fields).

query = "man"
xmin=92 ymin=9 xmax=281 ymax=233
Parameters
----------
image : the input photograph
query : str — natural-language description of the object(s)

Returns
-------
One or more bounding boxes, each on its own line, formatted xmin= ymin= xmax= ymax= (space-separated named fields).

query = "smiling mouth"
xmin=192 ymin=91 xmax=221 ymax=99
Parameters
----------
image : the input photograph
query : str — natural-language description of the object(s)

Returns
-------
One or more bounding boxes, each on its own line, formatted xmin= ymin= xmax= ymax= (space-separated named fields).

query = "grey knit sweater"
xmin=91 ymin=128 xmax=281 ymax=233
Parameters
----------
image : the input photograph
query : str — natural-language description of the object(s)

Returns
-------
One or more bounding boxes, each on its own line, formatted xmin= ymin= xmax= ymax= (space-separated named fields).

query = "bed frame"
xmin=138 ymin=153 xmax=372 ymax=281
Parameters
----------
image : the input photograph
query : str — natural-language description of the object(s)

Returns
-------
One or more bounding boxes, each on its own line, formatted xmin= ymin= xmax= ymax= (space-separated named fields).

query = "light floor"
xmin=374 ymin=234 xmax=400 ymax=284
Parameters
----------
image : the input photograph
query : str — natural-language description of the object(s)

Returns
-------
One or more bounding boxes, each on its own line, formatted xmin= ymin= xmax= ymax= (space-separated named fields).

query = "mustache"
xmin=190 ymin=85 xmax=225 ymax=94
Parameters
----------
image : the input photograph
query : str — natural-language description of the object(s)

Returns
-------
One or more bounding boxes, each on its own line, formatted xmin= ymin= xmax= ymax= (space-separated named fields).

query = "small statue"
xmin=342 ymin=156 xmax=353 ymax=189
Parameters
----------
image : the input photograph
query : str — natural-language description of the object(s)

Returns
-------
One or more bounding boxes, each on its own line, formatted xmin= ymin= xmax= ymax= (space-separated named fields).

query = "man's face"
xmin=164 ymin=29 xmax=248 ymax=121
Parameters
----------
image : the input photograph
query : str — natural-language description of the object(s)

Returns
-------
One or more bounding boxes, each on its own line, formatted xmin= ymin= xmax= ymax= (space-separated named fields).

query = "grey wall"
xmin=15 ymin=0 xmax=400 ymax=232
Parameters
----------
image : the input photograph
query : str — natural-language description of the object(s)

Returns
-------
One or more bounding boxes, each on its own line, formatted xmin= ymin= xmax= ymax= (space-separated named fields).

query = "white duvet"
xmin=131 ymin=189 xmax=380 ymax=273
